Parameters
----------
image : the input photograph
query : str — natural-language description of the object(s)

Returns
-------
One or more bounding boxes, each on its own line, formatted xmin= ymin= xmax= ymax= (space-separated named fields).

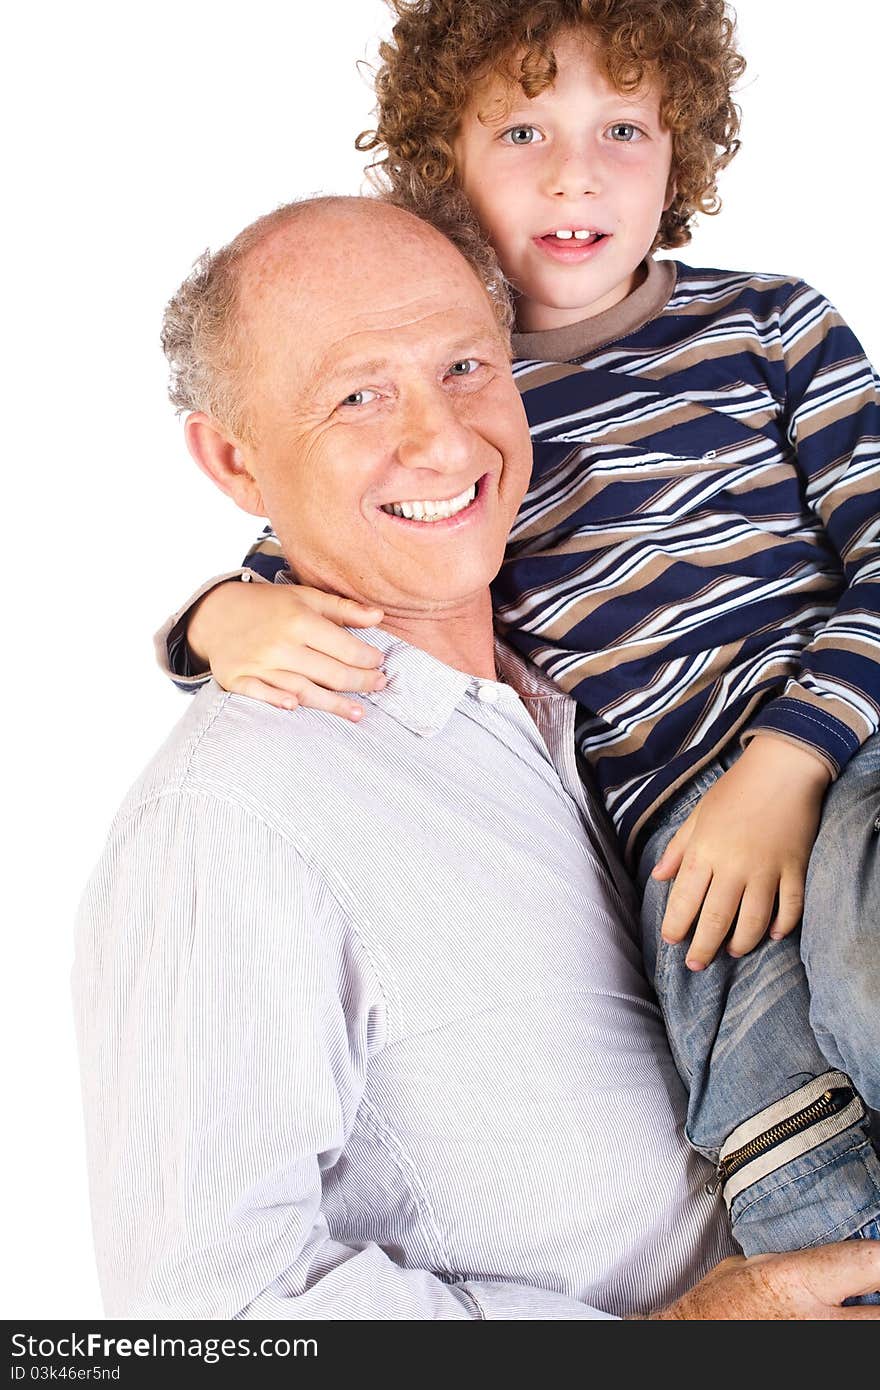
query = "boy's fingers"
xmin=287 ymin=681 xmax=369 ymax=722
xmin=233 ymin=677 xmax=301 ymax=712
xmin=660 ymin=861 xmax=711 ymax=944
xmin=235 ymin=673 xmax=365 ymax=723
xmin=269 ymin=647 xmax=387 ymax=694
xmin=726 ymin=879 xmax=776 ymax=957
xmin=297 ymin=588 xmax=384 ymax=629
xmin=296 ymin=613 xmax=386 ymax=669
xmin=651 ymin=819 xmax=693 ymax=881
xmin=265 ymin=614 xmax=384 ymax=672
xmin=768 ymin=869 xmax=806 ymax=940
xmin=686 ymin=884 xmax=741 ymax=969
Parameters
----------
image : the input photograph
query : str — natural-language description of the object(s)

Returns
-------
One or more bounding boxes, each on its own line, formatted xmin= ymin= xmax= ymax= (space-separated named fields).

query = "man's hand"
xmin=652 ymin=736 xmax=832 ymax=969
xmin=650 ymin=1242 xmax=880 ymax=1319
xmin=187 ymin=579 xmax=387 ymax=721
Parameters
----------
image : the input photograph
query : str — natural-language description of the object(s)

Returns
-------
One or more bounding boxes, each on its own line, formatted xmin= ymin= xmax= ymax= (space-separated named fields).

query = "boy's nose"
xmin=545 ymin=144 xmax=601 ymax=199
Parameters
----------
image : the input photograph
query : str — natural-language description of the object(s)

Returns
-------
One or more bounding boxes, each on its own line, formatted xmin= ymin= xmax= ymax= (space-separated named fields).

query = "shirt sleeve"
xmin=73 ymin=789 xmax=611 ymax=1320
xmin=156 ymin=528 xmax=287 ymax=690
xmin=742 ymin=284 xmax=880 ymax=773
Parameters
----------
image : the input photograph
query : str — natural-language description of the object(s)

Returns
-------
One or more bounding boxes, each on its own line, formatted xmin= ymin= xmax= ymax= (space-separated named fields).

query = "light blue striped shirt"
xmin=73 ymin=631 xmax=733 ymax=1319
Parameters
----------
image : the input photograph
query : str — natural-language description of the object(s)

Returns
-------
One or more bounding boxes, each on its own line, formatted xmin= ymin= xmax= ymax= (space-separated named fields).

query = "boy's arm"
xmin=156 ymin=526 xmax=387 ymax=719
xmin=742 ymin=283 xmax=880 ymax=771
xmin=656 ymin=287 xmax=880 ymax=965
xmin=155 ymin=566 xmax=268 ymax=688
xmin=156 ymin=525 xmax=288 ymax=688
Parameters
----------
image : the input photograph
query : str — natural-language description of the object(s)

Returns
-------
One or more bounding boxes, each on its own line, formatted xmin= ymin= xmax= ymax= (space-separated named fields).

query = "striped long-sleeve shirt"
xmin=502 ymin=260 xmax=880 ymax=859
xmin=171 ymin=258 xmax=880 ymax=863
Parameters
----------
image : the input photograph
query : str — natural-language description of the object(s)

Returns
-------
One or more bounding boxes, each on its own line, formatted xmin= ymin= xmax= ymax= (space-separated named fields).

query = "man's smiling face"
xmin=235 ymin=203 xmax=533 ymax=619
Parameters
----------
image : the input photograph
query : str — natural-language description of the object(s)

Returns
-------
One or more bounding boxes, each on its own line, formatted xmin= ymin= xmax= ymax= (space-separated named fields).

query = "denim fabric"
xmin=800 ymin=733 xmax=880 ymax=1110
xmin=637 ymin=733 xmax=880 ymax=1256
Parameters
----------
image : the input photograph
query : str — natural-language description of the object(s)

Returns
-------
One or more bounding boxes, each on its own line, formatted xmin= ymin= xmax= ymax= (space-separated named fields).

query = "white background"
xmin=3 ymin=0 xmax=878 ymax=1317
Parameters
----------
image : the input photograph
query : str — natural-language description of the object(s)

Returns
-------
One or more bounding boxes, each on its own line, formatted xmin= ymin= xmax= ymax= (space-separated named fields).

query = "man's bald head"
xmin=162 ymin=194 xmax=510 ymax=444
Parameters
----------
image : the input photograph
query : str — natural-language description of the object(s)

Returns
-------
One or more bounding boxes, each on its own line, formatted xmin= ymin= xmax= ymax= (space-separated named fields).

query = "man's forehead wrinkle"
xmin=327 ymin=297 xmax=469 ymax=335
xmin=314 ymin=305 xmax=500 ymax=374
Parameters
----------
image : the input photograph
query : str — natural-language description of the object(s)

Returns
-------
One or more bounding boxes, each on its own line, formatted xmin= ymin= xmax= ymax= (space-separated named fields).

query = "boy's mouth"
xmin=533 ymin=228 xmax=610 ymax=260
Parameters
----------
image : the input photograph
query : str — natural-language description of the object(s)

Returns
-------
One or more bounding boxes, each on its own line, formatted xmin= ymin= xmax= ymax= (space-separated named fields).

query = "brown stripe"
xmin=795 ymin=378 xmax=877 ymax=443
xmin=783 ymin=306 xmax=845 ymax=372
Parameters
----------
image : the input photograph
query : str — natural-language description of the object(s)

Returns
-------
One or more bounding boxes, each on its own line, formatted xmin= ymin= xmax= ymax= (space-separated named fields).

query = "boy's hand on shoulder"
xmin=652 ymin=736 xmax=832 ymax=969
xmin=187 ymin=579 xmax=387 ymax=722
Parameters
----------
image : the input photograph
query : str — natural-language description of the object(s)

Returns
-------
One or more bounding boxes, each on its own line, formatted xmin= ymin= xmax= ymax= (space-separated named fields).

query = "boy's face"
xmin=454 ymin=30 xmax=674 ymax=333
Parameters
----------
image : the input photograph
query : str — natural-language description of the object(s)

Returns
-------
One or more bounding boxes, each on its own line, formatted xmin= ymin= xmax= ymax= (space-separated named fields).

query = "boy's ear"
xmin=663 ymin=175 xmax=677 ymax=212
xmin=184 ymin=413 xmax=267 ymax=518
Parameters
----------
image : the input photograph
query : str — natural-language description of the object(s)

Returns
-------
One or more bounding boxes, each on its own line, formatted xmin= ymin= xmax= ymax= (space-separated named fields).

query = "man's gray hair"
xmin=161 ymin=189 xmax=512 ymax=444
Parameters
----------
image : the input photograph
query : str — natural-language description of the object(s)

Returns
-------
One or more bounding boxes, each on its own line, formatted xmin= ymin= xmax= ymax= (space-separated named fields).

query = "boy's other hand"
xmin=651 ymin=736 xmax=832 ymax=969
xmin=649 ymin=1241 xmax=880 ymax=1319
xmin=187 ymin=579 xmax=387 ymax=722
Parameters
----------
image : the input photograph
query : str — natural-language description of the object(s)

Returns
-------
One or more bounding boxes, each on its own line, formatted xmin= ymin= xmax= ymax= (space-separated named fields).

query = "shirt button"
xmin=241 ymin=571 xmax=252 ymax=582
xmin=476 ymin=682 xmax=500 ymax=704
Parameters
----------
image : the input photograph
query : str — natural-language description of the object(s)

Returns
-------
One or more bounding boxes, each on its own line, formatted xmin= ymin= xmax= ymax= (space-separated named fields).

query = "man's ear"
xmin=184 ymin=413 xmax=267 ymax=518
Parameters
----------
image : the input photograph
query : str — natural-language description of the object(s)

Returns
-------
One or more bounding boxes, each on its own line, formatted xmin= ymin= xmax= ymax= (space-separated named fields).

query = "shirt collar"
xmin=357 ymin=628 xmax=571 ymax=736
xmin=511 ymin=255 xmax=676 ymax=363
xmin=273 ymin=571 xmax=567 ymax=736
xmin=356 ymin=626 xmax=475 ymax=736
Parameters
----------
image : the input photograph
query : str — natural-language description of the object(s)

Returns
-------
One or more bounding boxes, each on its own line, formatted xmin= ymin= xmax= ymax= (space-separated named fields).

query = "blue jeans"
xmin=800 ymin=734 xmax=880 ymax=1110
xmin=637 ymin=732 xmax=880 ymax=1258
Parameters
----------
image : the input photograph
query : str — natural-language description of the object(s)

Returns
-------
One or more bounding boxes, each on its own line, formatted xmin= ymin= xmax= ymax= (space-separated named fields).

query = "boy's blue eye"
xmin=607 ymin=122 xmax=642 ymax=142
xmin=501 ymin=125 xmax=542 ymax=145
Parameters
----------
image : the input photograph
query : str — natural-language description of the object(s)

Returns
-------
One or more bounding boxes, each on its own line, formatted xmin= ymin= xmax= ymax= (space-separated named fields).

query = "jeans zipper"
xmin=706 ymin=1085 xmax=855 ymax=1195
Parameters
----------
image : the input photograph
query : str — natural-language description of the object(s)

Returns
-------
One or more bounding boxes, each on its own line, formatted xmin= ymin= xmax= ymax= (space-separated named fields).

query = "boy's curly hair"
xmin=358 ymin=0 xmax=746 ymax=248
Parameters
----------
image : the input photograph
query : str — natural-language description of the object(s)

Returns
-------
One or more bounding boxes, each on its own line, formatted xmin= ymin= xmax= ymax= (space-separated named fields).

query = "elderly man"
xmin=74 ymin=196 xmax=880 ymax=1320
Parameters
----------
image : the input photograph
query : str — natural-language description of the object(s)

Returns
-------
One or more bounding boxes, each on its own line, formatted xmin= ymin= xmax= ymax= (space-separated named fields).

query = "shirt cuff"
xmin=154 ymin=568 xmax=270 ymax=689
xmin=460 ymin=1280 xmax=617 ymax=1319
xmin=740 ymin=696 xmax=861 ymax=779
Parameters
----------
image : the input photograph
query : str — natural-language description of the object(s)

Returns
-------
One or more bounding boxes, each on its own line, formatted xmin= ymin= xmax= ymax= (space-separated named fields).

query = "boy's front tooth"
xmin=574 ymin=229 xmax=591 ymax=239
xmin=554 ymin=228 xmax=573 ymax=240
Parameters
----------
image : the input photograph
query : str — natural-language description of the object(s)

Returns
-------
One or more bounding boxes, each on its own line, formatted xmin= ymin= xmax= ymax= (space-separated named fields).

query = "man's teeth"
xmin=550 ymin=229 xmax=598 ymax=241
xmin=381 ymin=483 xmax=477 ymax=522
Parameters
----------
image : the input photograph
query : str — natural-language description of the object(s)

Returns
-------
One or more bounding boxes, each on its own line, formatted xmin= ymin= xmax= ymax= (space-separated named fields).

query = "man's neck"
xmin=379 ymin=590 xmax=497 ymax=680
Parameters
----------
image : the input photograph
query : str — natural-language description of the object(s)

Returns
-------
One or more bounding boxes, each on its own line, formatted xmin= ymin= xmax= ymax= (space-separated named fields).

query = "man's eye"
xmin=447 ymin=359 xmax=481 ymax=378
xmin=339 ymin=388 xmax=379 ymax=407
xmin=500 ymin=125 xmax=542 ymax=145
xmin=607 ymin=122 xmax=643 ymax=142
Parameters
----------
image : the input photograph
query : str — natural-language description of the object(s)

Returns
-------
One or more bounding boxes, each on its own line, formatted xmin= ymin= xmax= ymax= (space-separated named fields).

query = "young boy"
xmin=160 ymin=0 xmax=880 ymax=1270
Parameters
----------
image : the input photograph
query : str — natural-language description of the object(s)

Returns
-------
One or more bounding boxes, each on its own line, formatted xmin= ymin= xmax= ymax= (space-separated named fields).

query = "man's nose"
xmin=544 ymin=137 xmax=601 ymax=199
xmin=395 ymin=388 xmax=473 ymax=474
